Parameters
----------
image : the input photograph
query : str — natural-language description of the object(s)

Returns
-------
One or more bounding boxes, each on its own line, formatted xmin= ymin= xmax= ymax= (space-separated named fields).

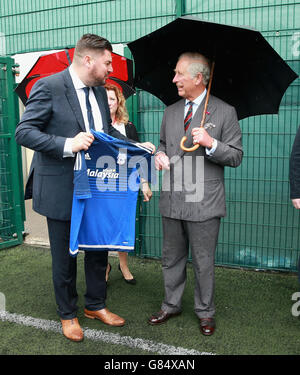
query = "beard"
xmin=88 ymin=67 xmax=108 ymax=87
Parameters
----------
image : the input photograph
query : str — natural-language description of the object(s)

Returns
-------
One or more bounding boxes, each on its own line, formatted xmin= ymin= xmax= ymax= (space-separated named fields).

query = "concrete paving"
xmin=23 ymin=199 xmax=49 ymax=247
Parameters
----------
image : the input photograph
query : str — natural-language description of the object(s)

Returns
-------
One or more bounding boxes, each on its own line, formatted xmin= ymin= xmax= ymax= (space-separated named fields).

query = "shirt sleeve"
xmin=63 ymin=138 xmax=75 ymax=158
xmin=205 ymin=139 xmax=218 ymax=156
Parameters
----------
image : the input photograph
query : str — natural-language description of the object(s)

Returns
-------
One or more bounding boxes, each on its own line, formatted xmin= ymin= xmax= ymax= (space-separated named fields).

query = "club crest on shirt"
xmin=117 ymin=151 xmax=127 ymax=165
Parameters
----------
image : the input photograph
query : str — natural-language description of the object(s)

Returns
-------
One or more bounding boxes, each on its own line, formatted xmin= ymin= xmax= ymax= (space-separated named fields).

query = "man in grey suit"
xmin=15 ymin=34 xmax=154 ymax=342
xmin=148 ymin=52 xmax=243 ymax=335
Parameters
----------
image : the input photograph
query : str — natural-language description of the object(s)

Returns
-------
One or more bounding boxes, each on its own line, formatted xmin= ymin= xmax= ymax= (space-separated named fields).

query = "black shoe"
xmin=199 ymin=318 xmax=216 ymax=336
xmin=118 ymin=264 xmax=136 ymax=285
xmin=148 ymin=310 xmax=181 ymax=325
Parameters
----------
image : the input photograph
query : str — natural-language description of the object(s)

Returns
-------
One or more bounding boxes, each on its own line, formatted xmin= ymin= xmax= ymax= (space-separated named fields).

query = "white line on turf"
xmin=0 ymin=310 xmax=215 ymax=355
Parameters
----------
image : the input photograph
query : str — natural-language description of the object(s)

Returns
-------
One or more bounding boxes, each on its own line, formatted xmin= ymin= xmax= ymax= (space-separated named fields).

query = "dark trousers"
xmin=47 ymin=218 xmax=108 ymax=319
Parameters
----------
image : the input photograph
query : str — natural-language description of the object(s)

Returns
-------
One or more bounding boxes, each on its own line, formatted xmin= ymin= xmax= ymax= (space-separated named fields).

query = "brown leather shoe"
xmin=84 ymin=308 xmax=125 ymax=327
xmin=148 ymin=309 xmax=180 ymax=325
xmin=60 ymin=318 xmax=84 ymax=342
xmin=199 ymin=318 xmax=215 ymax=336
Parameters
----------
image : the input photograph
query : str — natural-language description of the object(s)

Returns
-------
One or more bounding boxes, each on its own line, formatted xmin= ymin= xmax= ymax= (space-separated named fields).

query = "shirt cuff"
xmin=205 ymin=139 xmax=218 ymax=156
xmin=63 ymin=138 xmax=75 ymax=158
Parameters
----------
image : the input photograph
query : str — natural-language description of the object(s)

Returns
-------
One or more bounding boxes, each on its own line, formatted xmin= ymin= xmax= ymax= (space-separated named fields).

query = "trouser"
xmin=47 ymin=218 xmax=108 ymax=319
xmin=161 ymin=216 xmax=220 ymax=319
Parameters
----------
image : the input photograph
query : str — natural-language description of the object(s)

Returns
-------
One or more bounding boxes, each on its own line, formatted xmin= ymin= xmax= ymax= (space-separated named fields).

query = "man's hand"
xmin=155 ymin=152 xmax=170 ymax=170
xmin=191 ymin=127 xmax=214 ymax=148
xmin=139 ymin=142 xmax=156 ymax=154
xmin=141 ymin=181 xmax=153 ymax=202
xmin=292 ymin=198 xmax=300 ymax=209
xmin=71 ymin=132 xmax=94 ymax=153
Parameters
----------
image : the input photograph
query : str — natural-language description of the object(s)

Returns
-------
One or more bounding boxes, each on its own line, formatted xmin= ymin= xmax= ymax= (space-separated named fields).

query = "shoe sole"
xmin=62 ymin=329 xmax=84 ymax=342
xmin=124 ymin=279 xmax=137 ymax=285
xmin=200 ymin=328 xmax=215 ymax=336
xmin=84 ymin=313 xmax=125 ymax=327
xmin=63 ymin=333 xmax=84 ymax=342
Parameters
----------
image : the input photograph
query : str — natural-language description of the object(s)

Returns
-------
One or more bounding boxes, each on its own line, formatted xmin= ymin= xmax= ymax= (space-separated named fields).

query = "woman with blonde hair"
xmin=105 ymin=83 xmax=152 ymax=285
xmin=105 ymin=83 xmax=139 ymax=141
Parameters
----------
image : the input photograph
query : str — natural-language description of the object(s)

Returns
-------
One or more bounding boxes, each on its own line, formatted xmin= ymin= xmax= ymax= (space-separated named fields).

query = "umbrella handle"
xmin=180 ymin=136 xmax=200 ymax=152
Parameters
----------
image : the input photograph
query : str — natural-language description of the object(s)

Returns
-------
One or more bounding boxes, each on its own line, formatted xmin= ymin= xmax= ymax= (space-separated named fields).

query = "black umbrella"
xmin=128 ymin=16 xmax=298 ymax=121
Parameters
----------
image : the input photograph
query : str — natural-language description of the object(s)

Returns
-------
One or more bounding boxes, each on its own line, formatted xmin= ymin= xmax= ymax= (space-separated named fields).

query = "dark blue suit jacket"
xmin=290 ymin=126 xmax=300 ymax=199
xmin=15 ymin=68 xmax=128 ymax=221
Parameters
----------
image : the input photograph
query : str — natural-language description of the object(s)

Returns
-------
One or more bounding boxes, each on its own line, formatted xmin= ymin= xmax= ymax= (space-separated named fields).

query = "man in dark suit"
xmin=148 ymin=52 xmax=243 ymax=336
xmin=15 ymin=34 xmax=154 ymax=342
xmin=289 ymin=126 xmax=300 ymax=284
xmin=290 ymin=127 xmax=300 ymax=209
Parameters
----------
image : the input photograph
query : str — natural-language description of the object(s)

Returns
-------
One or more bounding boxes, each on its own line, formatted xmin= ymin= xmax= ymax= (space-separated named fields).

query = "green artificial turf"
xmin=0 ymin=244 xmax=299 ymax=355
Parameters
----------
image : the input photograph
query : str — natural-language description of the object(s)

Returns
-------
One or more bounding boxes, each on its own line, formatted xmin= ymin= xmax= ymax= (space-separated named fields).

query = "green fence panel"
xmin=1 ymin=0 xmax=176 ymax=54
xmin=135 ymin=1 xmax=300 ymax=272
xmin=134 ymin=90 xmax=165 ymax=258
xmin=0 ymin=56 xmax=24 ymax=249
xmin=0 ymin=0 xmax=299 ymax=271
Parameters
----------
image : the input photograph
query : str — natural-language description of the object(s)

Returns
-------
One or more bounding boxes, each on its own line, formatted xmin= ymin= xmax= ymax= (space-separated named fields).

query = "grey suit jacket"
xmin=15 ymin=68 xmax=127 ymax=221
xmin=157 ymin=94 xmax=243 ymax=222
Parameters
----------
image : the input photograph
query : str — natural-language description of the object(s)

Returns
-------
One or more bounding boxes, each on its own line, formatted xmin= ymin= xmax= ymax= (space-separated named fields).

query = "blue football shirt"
xmin=69 ymin=130 xmax=155 ymax=257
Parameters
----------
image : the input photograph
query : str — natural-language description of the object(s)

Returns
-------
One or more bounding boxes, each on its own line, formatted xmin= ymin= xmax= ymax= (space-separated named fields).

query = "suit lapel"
xmin=63 ymin=69 xmax=86 ymax=132
xmin=176 ymin=99 xmax=186 ymax=140
xmin=169 ymin=100 xmax=185 ymax=155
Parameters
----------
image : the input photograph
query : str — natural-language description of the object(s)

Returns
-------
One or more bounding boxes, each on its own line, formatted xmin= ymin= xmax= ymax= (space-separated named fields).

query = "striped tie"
xmin=184 ymin=101 xmax=193 ymax=132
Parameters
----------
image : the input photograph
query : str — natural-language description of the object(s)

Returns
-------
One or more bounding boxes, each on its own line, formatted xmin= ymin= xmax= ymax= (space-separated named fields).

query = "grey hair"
xmin=179 ymin=52 xmax=211 ymax=85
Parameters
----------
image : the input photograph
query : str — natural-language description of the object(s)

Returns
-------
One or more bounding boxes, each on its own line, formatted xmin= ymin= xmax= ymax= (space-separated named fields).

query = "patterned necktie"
xmin=83 ymin=87 xmax=95 ymax=130
xmin=184 ymin=101 xmax=193 ymax=132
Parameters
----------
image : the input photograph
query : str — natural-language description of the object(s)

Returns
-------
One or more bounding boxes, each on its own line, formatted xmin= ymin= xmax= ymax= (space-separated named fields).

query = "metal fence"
xmin=1 ymin=0 xmax=299 ymax=271
xmin=0 ymin=56 xmax=24 ymax=249
xmin=136 ymin=1 xmax=300 ymax=272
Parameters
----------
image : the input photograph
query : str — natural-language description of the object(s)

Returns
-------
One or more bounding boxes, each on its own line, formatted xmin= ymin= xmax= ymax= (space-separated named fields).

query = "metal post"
xmin=0 ymin=56 xmax=24 ymax=249
xmin=123 ymin=46 xmax=141 ymax=256
xmin=176 ymin=0 xmax=185 ymax=18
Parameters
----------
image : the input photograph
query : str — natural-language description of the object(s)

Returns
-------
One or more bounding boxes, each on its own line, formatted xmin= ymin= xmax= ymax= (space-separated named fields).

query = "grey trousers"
xmin=161 ymin=216 xmax=220 ymax=319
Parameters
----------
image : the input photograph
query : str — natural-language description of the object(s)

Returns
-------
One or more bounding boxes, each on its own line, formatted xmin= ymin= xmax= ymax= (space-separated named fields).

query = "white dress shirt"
xmin=112 ymin=122 xmax=126 ymax=136
xmin=63 ymin=65 xmax=104 ymax=157
xmin=184 ymin=88 xmax=207 ymax=118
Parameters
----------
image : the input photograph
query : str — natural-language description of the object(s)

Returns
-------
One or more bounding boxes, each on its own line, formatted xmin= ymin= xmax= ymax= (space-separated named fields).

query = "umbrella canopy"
xmin=15 ymin=48 xmax=135 ymax=105
xmin=128 ymin=16 xmax=298 ymax=120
